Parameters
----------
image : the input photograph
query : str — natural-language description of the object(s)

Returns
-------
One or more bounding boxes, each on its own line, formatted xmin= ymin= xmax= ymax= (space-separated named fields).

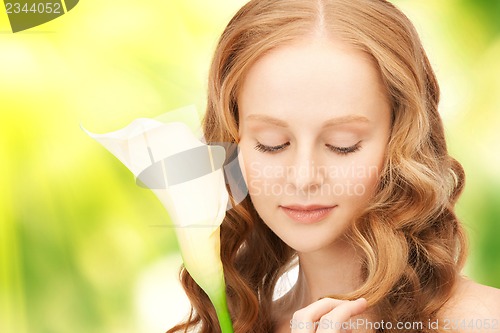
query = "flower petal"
xmin=153 ymin=167 xmax=228 ymax=228
xmin=83 ymin=119 xmax=205 ymax=176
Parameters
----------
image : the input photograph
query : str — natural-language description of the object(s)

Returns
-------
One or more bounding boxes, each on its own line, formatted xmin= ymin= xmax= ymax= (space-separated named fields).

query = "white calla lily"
xmin=83 ymin=117 xmax=234 ymax=333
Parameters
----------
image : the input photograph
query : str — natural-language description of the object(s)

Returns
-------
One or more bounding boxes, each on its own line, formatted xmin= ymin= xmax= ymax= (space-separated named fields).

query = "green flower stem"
xmin=176 ymin=227 xmax=234 ymax=333
xmin=208 ymin=282 xmax=234 ymax=333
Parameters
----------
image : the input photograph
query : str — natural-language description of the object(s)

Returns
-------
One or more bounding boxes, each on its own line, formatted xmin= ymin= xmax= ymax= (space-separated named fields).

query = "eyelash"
xmin=254 ymin=142 xmax=291 ymax=153
xmin=326 ymin=142 xmax=361 ymax=155
xmin=254 ymin=141 xmax=361 ymax=155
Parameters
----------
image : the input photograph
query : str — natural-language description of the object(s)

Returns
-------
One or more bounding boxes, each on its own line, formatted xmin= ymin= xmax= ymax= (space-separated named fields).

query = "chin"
xmin=277 ymin=230 xmax=343 ymax=254
xmin=279 ymin=222 xmax=354 ymax=254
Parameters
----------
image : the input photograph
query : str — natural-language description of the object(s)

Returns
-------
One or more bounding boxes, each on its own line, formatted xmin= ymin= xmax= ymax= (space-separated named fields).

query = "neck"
xmin=293 ymin=237 xmax=364 ymax=307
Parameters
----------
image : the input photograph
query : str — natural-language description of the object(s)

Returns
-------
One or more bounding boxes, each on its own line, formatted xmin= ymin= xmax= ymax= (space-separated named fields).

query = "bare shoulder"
xmin=439 ymin=276 xmax=500 ymax=332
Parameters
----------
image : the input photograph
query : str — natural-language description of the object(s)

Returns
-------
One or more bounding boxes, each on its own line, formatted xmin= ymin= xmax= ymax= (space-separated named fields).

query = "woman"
xmin=168 ymin=0 xmax=500 ymax=332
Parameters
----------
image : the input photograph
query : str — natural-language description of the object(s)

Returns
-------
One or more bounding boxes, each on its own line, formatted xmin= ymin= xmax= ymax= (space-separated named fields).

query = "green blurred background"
xmin=0 ymin=1 xmax=499 ymax=332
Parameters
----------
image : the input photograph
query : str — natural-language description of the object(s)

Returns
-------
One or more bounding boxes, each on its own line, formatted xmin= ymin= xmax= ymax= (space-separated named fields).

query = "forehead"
xmin=237 ymin=37 xmax=389 ymax=123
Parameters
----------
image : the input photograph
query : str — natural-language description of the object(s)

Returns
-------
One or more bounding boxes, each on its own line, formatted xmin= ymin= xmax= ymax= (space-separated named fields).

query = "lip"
xmin=280 ymin=204 xmax=336 ymax=224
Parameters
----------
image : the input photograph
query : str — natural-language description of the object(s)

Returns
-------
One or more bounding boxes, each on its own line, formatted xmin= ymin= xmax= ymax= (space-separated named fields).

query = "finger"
xmin=316 ymin=298 xmax=368 ymax=333
xmin=291 ymin=298 xmax=347 ymax=333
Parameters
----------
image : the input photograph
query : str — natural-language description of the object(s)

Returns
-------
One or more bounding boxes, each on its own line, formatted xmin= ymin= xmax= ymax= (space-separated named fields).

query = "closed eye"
xmin=326 ymin=141 xmax=361 ymax=155
xmin=254 ymin=141 xmax=361 ymax=154
xmin=254 ymin=142 xmax=290 ymax=153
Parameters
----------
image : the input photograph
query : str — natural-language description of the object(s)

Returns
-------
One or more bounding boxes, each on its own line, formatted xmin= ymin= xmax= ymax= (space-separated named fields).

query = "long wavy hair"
xmin=167 ymin=0 xmax=467 ymax=332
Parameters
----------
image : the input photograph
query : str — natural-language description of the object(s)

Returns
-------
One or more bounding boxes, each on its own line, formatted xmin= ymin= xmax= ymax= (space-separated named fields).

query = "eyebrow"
xmin=245 ymin=114 xmax=370 ymax=128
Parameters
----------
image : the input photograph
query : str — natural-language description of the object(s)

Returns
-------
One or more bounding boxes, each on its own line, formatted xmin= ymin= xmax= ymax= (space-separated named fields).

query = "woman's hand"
xmin=290 ymin=298 xmax=367 ymax=333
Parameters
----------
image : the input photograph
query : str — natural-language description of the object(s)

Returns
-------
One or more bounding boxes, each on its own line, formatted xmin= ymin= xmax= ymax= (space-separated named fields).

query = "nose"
xmin=286 ymin=148 xmax=325 ymax=192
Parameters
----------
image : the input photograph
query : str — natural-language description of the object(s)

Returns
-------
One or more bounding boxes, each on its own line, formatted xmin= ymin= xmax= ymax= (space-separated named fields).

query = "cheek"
xmin=244 ymin=160 xmax=283 ymax=197
xmin=237 ymin=149 xmax=248 ymax=185
xmin=238 ymin=147 xmax=267 ymax=195
xmin=238 ymin=146 xmax=286 ymax=199
xmin=339 ymin=148 xmax=385 ymax=200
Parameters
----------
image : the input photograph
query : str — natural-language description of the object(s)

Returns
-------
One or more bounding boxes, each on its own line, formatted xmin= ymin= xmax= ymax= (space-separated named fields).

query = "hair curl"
xmin=167 ymin=1 xmax=467 ymax=332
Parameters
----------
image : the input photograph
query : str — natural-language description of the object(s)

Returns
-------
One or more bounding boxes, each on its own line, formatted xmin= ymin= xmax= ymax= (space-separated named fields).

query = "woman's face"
xmin=237 ymin=37 xmax=391 ymax=253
